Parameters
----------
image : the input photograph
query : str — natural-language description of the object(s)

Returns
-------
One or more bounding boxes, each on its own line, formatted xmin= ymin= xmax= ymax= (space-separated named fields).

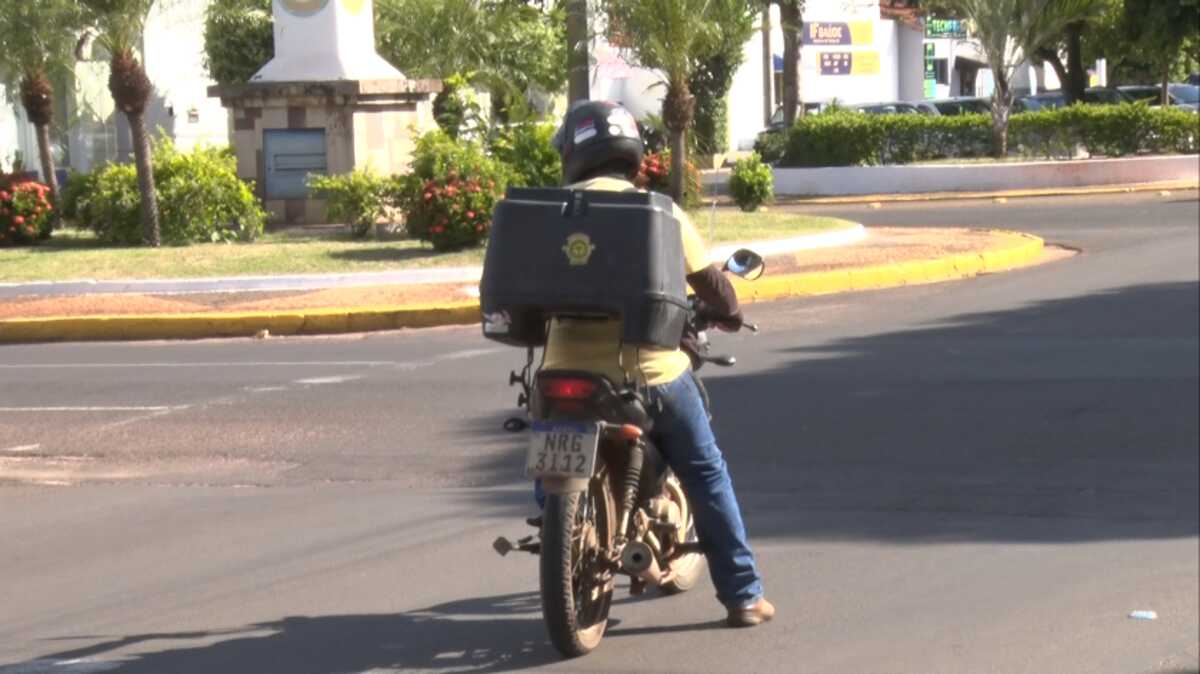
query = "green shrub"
xmin=753 ymin=130 xmax=787 ymax=164
xmin=80 ymin=163 xmax=140 ymax=242
xmin=782 ymin=104 xmax=1198 ymax=166
xmin=84 ymin=140 xmax=265 ymax=245
xmin=308 ymin=170 xmax=390 ymax=237
xmin=0 ymin=175 xmax=54 ymax=246
xmin=785 ymin=110 xmax=888 ymax=166
xmin=490 ymin=122 xmax=562 ymax=187
xmin=1010 ymin=108 xmax=1078 ymax=158
xmin=59 ymin=170 xmax=98 ymax=224
xmin=728 ymin=153 xmax=774 ymax=212
xmin=396 ymin=130 xmax=509 ymax=251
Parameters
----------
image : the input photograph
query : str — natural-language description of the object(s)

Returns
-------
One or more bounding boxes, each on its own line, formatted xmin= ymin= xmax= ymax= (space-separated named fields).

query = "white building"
xmin=1 ymin=0 xmax=227 ymax=179
xmin=591 ymin=0 xmax=1069 ymax=154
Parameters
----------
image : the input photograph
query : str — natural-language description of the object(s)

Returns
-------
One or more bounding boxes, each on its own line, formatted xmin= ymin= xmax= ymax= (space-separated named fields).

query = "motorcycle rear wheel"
xmin=660 ymin=475 xmax=706 ymax=595
xmin=540 ymin=475 xmax=615 ymax=658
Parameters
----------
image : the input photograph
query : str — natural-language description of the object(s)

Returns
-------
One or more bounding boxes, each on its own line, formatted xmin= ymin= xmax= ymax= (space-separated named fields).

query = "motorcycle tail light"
xmin=539 ymin=378 xmax=597 ymax=400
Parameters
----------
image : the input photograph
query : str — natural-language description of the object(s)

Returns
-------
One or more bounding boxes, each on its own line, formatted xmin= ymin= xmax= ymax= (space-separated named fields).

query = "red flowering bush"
xmin=397 ymin=131 xmax=509 ymax=251
xmin=0 ymin=175 xmax=53 ymax=247
xmin=634 ymin=151 xmax=702 ymax=210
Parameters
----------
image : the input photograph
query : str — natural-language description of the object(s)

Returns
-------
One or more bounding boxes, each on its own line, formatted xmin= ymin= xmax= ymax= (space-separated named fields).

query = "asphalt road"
xmin=1 ymin=191 xmax=1197 ymax=674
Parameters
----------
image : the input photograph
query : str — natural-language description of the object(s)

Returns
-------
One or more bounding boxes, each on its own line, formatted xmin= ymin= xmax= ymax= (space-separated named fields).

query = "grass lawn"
xmin=0 ymin=212 xmax=856 ymax=282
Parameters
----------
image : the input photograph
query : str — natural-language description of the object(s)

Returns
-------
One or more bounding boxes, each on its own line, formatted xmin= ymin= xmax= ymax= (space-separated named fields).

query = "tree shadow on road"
xmin=6 ymin=593 xmax=556 ymax=674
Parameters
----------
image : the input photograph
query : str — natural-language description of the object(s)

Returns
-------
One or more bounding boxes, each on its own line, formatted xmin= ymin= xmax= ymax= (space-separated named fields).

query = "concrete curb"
xmin=0 ymin=230 xmax=1045 ymax=345
xmin=730 ymin=230 xmax=1045 ymax=302
xmin=702 ymin=177 xmax=1198 ymax=206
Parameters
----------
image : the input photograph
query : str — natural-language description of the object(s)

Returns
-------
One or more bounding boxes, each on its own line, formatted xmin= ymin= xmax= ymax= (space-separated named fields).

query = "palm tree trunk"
xmin=663 ymin=79 xmax=695 ymax=204
xmin=669 ymin=127 xmax=687 ymax=204
xmin=991 ymin=76 xmax=1012 ymax=158
xmin=1161 ymin=60 xmax=1171 ymax=106
xmin=18 ymin=72 xmax=60 ymax=209
xmin=780 ymin=0 xmax=800 ymax=127
xmin=761 ymin=3 xmax=772 ymax=126
xmin=566 ymin=0 xmax=589 ymax=103
xmin=108 ymin=49 xmax=161 ymax=246
xmin=34 ymin=123 xmax=60 ymax=221
xmin=127 ymin=111 xmax=161 ymax=246
xmin=1065 ymin=22 xmax=1087 ymax=104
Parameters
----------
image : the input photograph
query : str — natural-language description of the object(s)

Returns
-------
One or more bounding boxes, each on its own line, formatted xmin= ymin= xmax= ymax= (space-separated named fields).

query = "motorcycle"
xmin=493 ymin=248 xmax=765 ymax=657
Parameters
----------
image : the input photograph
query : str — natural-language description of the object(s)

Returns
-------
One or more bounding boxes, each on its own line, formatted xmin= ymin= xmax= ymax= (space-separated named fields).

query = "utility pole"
xmin=566 ymin=0 xmax=590 ymax=102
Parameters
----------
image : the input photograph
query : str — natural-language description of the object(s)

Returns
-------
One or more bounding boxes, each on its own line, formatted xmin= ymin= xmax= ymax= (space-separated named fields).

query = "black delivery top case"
xmin=479 ymin=187 xmax=689 ymax=349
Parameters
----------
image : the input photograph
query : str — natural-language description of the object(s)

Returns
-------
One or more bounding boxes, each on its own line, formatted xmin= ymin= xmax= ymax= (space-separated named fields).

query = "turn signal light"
xmin=617 ymin=424 xmax=643 ymax=441
xmin=538 ymin=378 xmax=598 ymax=400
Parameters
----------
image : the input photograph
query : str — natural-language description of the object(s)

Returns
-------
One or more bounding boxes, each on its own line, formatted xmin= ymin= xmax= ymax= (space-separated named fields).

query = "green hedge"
xmin=782 ymin=103 xmax=1199 ymax=167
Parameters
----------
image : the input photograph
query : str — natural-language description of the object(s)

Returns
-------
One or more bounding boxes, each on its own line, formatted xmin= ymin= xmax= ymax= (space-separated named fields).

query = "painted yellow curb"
xmin=0 ymin=301 xmax=481 ymax=345
xmin=730 ymin=230 xmax=1044 ymax=302
xmin=0 ymin=230 xmax=1045 ymax=344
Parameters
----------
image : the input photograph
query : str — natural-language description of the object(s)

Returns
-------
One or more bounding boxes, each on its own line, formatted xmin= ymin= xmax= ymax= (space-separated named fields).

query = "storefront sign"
xmin=819 ymin=51 xmax=881 ymax=76
xmin=925 ymin=18 xmax=967 ymax=39
xmin=804 ymin=21 xmax=874 ymax=46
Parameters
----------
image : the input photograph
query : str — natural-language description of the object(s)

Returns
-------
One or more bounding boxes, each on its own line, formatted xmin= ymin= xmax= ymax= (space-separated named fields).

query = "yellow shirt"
xmin=541 ymin=177 xmax=709 ymax=387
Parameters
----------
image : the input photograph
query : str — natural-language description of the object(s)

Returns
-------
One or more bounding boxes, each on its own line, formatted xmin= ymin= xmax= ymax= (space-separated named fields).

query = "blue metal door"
xmin=264 ymin=129 xmax=327 ymax=200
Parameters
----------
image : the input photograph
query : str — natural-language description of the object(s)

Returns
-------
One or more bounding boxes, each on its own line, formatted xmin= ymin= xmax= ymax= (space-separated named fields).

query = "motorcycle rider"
xmin=544 ymin=100 xmax=775 ymax=628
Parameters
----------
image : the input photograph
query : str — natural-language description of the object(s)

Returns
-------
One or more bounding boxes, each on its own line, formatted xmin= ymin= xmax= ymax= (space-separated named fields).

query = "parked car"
xmin=1015 ymin=91 xmax=1066 ymax=112
xmin=929 ymin=97 xmax=991 ymax=115
xmin=1117 ymin=84 xmax=1200 ymax=111
xmin=762 ymin=101 xmax=835 ymax=133
xmin=853 ymin=101 xmax=926 ymax=115
xmin=1015 ymin=87 xmax=1133 ymax=112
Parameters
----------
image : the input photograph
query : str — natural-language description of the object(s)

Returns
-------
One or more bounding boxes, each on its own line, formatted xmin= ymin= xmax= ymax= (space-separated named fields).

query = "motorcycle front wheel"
xmin=539 ymin=473 xmax=615 ymax=658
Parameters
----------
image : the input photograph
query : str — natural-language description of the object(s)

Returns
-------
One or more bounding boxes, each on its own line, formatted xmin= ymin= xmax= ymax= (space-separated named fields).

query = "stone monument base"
xmin=210 ymin=78 xmax=441 ymax=226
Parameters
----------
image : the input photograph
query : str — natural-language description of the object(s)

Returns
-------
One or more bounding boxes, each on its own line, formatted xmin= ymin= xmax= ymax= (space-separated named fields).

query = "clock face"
xmin=278 ymin=0 xmax=329 ymax=17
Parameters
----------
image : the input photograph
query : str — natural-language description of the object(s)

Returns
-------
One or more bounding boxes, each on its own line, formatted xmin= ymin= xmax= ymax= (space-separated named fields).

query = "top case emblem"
xmin=563 ymin=233 xmax=596 ymax=266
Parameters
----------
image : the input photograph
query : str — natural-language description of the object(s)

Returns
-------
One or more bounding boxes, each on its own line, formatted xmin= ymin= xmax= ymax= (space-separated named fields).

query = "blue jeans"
xmin=534 ymin=372 xmax=764 ymax=608
xmin=648 ymin=371 xmax=764 ymax=608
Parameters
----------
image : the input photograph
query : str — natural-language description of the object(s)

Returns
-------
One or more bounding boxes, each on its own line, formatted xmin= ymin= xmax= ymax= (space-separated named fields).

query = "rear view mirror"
xmin=724 ymin=248 xmax=764 ymax=280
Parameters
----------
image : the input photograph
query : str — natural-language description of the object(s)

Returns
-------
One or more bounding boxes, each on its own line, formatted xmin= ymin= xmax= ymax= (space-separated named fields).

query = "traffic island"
xmin=0 ymin=228 xmax=1054 ymax=344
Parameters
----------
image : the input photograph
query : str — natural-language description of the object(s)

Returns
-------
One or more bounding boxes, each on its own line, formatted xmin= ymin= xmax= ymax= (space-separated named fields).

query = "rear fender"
xmin=540 ymin=476 xmax=590 ymax=495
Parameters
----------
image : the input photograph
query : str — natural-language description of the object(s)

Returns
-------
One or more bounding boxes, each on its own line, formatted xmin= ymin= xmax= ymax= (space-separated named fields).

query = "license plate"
xmin=526 ymin=421 xmax=600 ymax=479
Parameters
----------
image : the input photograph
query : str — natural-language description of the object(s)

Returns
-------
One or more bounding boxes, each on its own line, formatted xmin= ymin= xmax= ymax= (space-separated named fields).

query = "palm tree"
xmin=603 ymin=0 xmax=756 ymax=203
xmin=936 ymin=0 xmax=1100 ymax=157
xmin=79 ymin=0 xmax=161 ymax=246
xmin=0 ymin=0 xmax=85 ymax=210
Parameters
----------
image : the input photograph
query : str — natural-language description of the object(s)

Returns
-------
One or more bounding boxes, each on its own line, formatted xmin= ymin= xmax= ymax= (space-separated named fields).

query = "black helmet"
xmin=552 ymin=100 xmax=644 ymax=185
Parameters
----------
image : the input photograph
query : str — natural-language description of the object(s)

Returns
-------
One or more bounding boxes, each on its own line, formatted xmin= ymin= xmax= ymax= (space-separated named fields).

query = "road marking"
xmin=294 ymin=375 xmax=366 ymax=385
xmin=2 ymin=443 xmax=41 ymax=452
xmin=0 ymin=659 xmax=120 ymax=673
xmin=438 ymin=347 xmax=505 ymax=360
xmin=0 ymin=402 xmax=190 ymax=410
xmin=0 ymin=360 xmax=396 ymax=369
xmin=0 ymin=402 xmax=189 ymax=410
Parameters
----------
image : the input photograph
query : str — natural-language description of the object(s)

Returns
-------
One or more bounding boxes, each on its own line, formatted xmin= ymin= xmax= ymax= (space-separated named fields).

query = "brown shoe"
xmin=726 ymin=597 xmax=776 ymax=628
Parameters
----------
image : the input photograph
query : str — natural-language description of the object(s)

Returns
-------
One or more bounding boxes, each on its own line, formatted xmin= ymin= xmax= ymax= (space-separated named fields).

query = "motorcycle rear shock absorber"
xmin=616 ymin=439 xmax=644 ymax=540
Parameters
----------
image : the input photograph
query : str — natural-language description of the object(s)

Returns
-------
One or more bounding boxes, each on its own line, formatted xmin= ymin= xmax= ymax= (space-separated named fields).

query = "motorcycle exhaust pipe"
xmin=620 ymin=540 xmax=663 ymax=585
